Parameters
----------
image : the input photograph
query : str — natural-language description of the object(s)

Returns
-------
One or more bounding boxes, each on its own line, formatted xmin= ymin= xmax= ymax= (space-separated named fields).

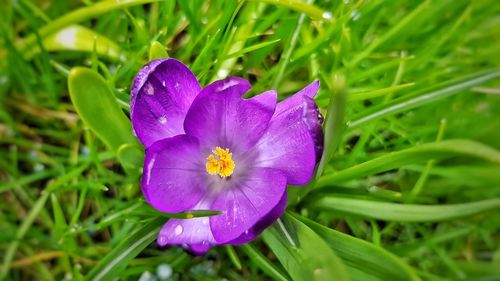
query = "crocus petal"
xmin=131 ymin=58 xmax=201 ymax=147
xmin=184 ymin=77 xmax=277 ymax=153
xmin=252 ymin=81 xmax=322 ymax=185
xmin=227 ymin=192 xmax=287 ymax=245
xmin=157 ymin=198 xmax=215 ymax=251
xmin=209 ymin=168 xmax=287 ymax=243
xmin=142 ymin=135 xmax=207 ymax=213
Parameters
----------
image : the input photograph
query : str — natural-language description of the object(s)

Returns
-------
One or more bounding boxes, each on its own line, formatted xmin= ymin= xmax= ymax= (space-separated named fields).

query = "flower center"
xmin=205 ymin=147 xmax=235 ymax=178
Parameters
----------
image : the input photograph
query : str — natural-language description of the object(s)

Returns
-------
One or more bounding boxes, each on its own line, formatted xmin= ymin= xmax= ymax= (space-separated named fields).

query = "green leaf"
xmin=316 ymin=73 xmax=347 ymax=178
xmin=117 ymin=143 xmax=144 ymax=176
xmin=262 ymin=213 xmax=349 ymax=281
xmin=27 ymin=25 xmax=124 ymax=61
xmin=84 ymin=218 xmax=164 ymax=281
xmin=68 ymin=67 xmax=137 ymax=154
xmin=18 ymin=0 xmax=161 ymax=54
xmin=307 ymin=196 xmax=500 ymax=222
xmin=317 ymin=139 xmax=500 ymax=187
xmin=294 ymin=213 xmax=421 ymax=281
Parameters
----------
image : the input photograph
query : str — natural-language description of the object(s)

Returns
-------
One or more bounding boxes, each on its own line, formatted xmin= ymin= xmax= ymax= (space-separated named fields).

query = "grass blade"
xmin=349 ymin=69 xmax=500 ymax=128
xmin=307 ymin=196 xmax=500 ymax=222
xmin=317 ymin=139 xmax=500 ymax=187
xmin=84 ymin=217 xmax=164 ymax=281
xmin=262 ymin=213 xmax=349 ymax=281
xmin=294 ymin=213 xmax=420 ymax=281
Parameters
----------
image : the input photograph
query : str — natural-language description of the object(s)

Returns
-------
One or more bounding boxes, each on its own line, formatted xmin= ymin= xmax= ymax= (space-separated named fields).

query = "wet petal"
xmin=131 ymin=58 xmax=201 ymax=147
xmin=157 ymin=198 xmax=215 ymax=250
xmin=209 ymin=168 xmax=286 ymax=243
xmin=252 ymin=81 xmax=322 ymax=185
xmin=227 ymin=192 xmax=287 ymax=245
xmin=184 ymin=77 xmax=277 ymax=153
xmin=142 ymin=135 xmax=206 ymax=213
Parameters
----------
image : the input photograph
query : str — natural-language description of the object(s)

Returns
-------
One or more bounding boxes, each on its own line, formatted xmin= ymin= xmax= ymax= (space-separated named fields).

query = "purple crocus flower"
xmin=131 ymin=58 xmax=323 ymax=253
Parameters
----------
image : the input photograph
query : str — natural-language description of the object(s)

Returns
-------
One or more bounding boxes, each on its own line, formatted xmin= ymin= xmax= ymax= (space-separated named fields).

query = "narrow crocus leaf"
xmin=84 ymin=218 xmax=164 ymax=281
xmin=262 ymin=213 xmax=349 ymax=281
xmin=148 ymin=41 xmax=168 ymax=60
xmin=317 ymin=139 xmax=500 ymax=187
xmin=68 ymin=67 xmax=137 ymax=155
xmin=26 ymin=25 xmax=124 ymax=61
xmin=293 ymin=213 xmax=421 ymax=281
xmin=306 ymin=196 xmax=500 ymax=222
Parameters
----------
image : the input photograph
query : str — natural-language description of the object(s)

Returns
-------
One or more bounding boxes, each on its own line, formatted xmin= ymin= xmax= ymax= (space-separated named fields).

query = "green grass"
xmin=1 ymin=0 xmax=500 ymax=280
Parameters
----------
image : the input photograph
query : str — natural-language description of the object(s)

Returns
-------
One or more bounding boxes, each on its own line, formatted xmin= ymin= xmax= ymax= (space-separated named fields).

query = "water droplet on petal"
xmin=174 ymin=82 xmax=180 ymax=91
xmin=202 ymin=218 xmax=208 ymax=225
xmin=145 ymin=82 xmax=154 ymax=95
xmin=162 ymin=81 xmax=166 ymax=87
xmin=158 ymin=116 xmax=167 ymax=124
xmin=174 ymin=225 xmax=183 ymax=235
xmin=244 ymin=230 xmax=249 ymax=235
xmin=157 ymin=235 xmax=167 ymax=245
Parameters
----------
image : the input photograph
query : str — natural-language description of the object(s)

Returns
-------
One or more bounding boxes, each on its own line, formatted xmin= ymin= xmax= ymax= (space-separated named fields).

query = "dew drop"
xmin=162 ymin=80 xmax=166 ymax=87
xmin=174 ymin=225 xmax=183 ymax=235
xmin=146 ymin=83 xmax=154 ymax=95
xmin=202 ymin=218 xmax=208 ymax=225
xmin=350 ymin=10 xmax=361 ymax=21
xmin=174 ymin=82 xmax=180 ymax=91
xmin=322 ymin=11 xmax=333 ymax=21
xmin=157 ymin=264 xmax=173 ymax=280
xmin=217 ymin=69 xmax=229 ymax=79
xmin=158 ymin=116 xmax=167 ymax=124
xmin=244 ymin=230 xmax=249 ymax=235
xmin=157 ymin=235 xmax=167 ymax=245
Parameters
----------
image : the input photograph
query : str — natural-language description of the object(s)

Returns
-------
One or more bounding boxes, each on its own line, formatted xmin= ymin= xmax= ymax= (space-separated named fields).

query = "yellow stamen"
xmin=205 ymin=147 xmax=235 ymax=177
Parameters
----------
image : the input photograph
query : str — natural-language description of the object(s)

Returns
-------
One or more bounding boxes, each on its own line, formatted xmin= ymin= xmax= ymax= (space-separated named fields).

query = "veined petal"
xmin=131 ymin=58 xmax=201 ymax=147
xmin=227 ymin=192 xmax=287 ymax=245
xmin=209 ymin=168 xmax=287 ymax=243
xmin=252 ymin=81 xmax=323 ymax=185
xmin=142 ymin=135 xmax=206 ymax=213
xmin=184 ymin=77 xmax=277 ymax=153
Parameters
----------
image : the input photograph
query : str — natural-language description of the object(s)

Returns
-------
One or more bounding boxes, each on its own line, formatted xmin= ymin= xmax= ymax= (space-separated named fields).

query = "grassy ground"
xmin=1 ymin=0 xmax=500 ymax=280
